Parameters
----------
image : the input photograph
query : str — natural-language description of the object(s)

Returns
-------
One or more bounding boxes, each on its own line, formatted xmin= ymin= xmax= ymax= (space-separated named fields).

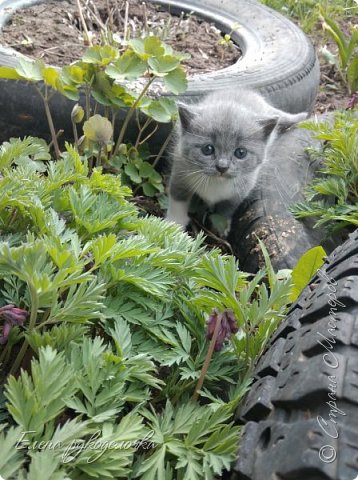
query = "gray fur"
xmin=166 ymin=89 xmax=307 ymax=227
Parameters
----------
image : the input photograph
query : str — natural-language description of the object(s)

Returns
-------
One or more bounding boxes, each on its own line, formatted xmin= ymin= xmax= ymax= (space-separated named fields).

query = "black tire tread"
xmin=233 ymin=229 xmax=358 ymax=480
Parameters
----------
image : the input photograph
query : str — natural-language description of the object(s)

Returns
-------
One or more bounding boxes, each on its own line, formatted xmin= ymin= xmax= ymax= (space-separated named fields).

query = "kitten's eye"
xmin=234 ymin=147 xmax=248 ymax=159
xmin=201 ymin=144 xmax=215 ymax=155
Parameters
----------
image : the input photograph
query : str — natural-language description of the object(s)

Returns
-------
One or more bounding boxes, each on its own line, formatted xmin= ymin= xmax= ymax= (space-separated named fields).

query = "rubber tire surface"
xmin=0 ymin=0 xmax=320 ymax=146
xmin=233 ymin=228 xmax=358 ymax=480
xmin=153 ymin=0 xmax=320 ymax=114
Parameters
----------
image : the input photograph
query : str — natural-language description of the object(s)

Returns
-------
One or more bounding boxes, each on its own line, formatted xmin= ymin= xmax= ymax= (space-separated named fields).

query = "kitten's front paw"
xmin=166 ymin=198 xmax=190 ymax=229
xmin=223 ymin=217 xmax=232 ymax=238
xmin=166 ymin=211 xmax=190 ymax=229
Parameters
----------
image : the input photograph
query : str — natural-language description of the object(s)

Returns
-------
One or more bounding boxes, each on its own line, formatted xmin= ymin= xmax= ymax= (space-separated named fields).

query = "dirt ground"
xmin=0 ymin=0 xmax=241 ymax=75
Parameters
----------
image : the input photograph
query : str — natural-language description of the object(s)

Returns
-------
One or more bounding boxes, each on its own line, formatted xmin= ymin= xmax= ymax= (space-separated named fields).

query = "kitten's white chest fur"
xmin=166 ymin=88 xmax=307 ymax=228
xmin=187 ymin=174 xmax=236 ymax=205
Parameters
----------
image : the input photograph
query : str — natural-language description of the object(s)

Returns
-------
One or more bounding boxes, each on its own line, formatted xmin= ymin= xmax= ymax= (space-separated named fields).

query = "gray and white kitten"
xmin=166 ymin=89 xmax=307 ymax=227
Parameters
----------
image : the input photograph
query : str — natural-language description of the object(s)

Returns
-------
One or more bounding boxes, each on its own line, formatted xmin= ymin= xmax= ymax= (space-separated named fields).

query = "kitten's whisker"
xmin=171 ymin=156 xmax=204 ymax=168
xmin=191 ymin=173 xmax=209 ymax=196
xmin=174 ymin=169 xmax=204 ymax=179
xmin=190 ymin=175 xmax=204 ymax=194
xmin=184 ymin=132 xmax=208 ymax=140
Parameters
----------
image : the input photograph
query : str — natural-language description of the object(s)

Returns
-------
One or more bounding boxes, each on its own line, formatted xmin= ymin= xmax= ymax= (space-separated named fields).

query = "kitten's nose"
xmin=216 ymin=165 xmax=229 ymax=174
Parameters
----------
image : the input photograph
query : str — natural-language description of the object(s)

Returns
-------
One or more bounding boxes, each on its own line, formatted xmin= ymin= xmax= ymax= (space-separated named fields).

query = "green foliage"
xmin=264 ymin=0 xmax=357 ymax=90
xmin=0 ymin=424 xmax=25 ymax=477
xmin=5 ymin=347 xmax=77 ymax=439
xmin=290 ymin=110 xmax=358 ymax=232
xmin=319 ymin=6 xmax=358 ymax=93
xmin=0 ymin=137 xmax=50 ymax=172
xmin=0 ymin=138 xmax=292 ymax=478
xmin=132 ymin=402 xmax=239 ymax=479
xmin=261 ymin=0 xmax=357 ymax=33
xmin=0 ymin=36 xmax=187 ymax=197
xmin=192 ymin=250 xmax=291 ymax=363
xmin=217 ymin=23 xmax=240 ymax=60
xmin=8 ymin=40 xmax=188 ymax=104
xmin=66 ymin=335 xmax=162 ymax=421
xmin=110 ymin=143 xmax=164 ymax=197
xmin=290 ymin=246 xmax=326 ymax=302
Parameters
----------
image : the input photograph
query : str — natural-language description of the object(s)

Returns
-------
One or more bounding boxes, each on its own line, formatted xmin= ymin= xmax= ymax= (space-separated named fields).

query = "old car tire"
xmin=233 ymin=228 xmax=358 ymax=480
xmin=0 ymin=0 xmax=319 ymax=146
xmin=153 ymin=0 xmax=320 ymax=114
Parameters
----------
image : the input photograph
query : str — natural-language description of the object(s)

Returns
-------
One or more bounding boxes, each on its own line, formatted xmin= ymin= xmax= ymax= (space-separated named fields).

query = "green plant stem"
xmin=123 ymin=1 xmax=129 ymax=42
xmin=48 ymin=130 xmax=64 ymax=154
xmin=111 ymin=109 xmax=117 ymax=133
xmin=6 ymin=208 xmax=18 ymax=228
xmin=336 ymin=66 xmax=349 ymax=93
xmin=72 ymin=119 xmax=79 ymax=150
xmin=135 ymin=117 xmax=152 ymax=148
xmin=138 ymin=124 xmax=159 ymax=146
xmin=10 ymin=285 xmax=39 ymax=375
xmin=35 ymin=308 xmax=55 ymax=331
xmin=88 ymin=153 xmax=94 ymax=172
xmin=3 ymin=343 xmax=13 ymax=365
xmin=36 ymin=308 xmax=51 ymax=330
xmin=113 ymin=76 xmax=156 ymax=156
xmin=96 ymin=144 xmax=102 ymax=168
xmin=243 ymin=314 xmax=251 ymax=367
xmin=152 ymin=127 xmax=174 ymax=169
xmin=76 ymin=0 xmax=93 ymax=46
xmin=192 ymin=315 xmax=222 ymax=402
xmin=142 ymin=2 xmax=149 ymax=35
xmin=170 ymin=379 xmax=196 ymax=405
xmin=9 ymin=339 xmax=29 ymax=376
xmin=0 ymin=342 xmax=11 ymax=365
xmin=38 ymin=86 xmax=61 ymax=159
xmin=106 ymin=0 xmax=113 ymax=31
xmin=85 ymin=84 xmax=91 ymax=120
xmin=44 ymin=102 xmax=61 ymax=160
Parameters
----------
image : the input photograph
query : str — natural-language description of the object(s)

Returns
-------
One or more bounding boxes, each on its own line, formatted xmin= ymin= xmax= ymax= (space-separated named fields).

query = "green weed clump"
xmin=291 ymin=110 xmax=358 ymax=232
xmin=261 ymin=0 xmax=357 ymax=33
xmin=319 ymin=6 xmax=358 ymax=94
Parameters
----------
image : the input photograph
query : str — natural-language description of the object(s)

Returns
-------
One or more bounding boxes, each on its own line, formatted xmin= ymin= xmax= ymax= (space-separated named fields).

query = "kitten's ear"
xmin=177 ymin=103 xmax=195 ymax=130
xmin=277 ymin=111 xmax=308 ymax=131
xmin=259 ymin=111 xmax=308 ymax=136
xmin=258 ymin=116 xmax=280 ymax=137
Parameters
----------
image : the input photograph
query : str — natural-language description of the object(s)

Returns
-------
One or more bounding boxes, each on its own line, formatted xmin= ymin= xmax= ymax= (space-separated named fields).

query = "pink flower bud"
xmin=206 ymin=308 xmax=240 ymax=351
xmin=0 ymin=304 xmax=28 ymax=344
xmin=347 ymin=92 xmax=358 ymax=110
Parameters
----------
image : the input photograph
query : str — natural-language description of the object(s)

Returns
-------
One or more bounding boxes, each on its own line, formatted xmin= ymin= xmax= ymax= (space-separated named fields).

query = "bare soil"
xmin=0 ymin=0 xmax=241 ymax=75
